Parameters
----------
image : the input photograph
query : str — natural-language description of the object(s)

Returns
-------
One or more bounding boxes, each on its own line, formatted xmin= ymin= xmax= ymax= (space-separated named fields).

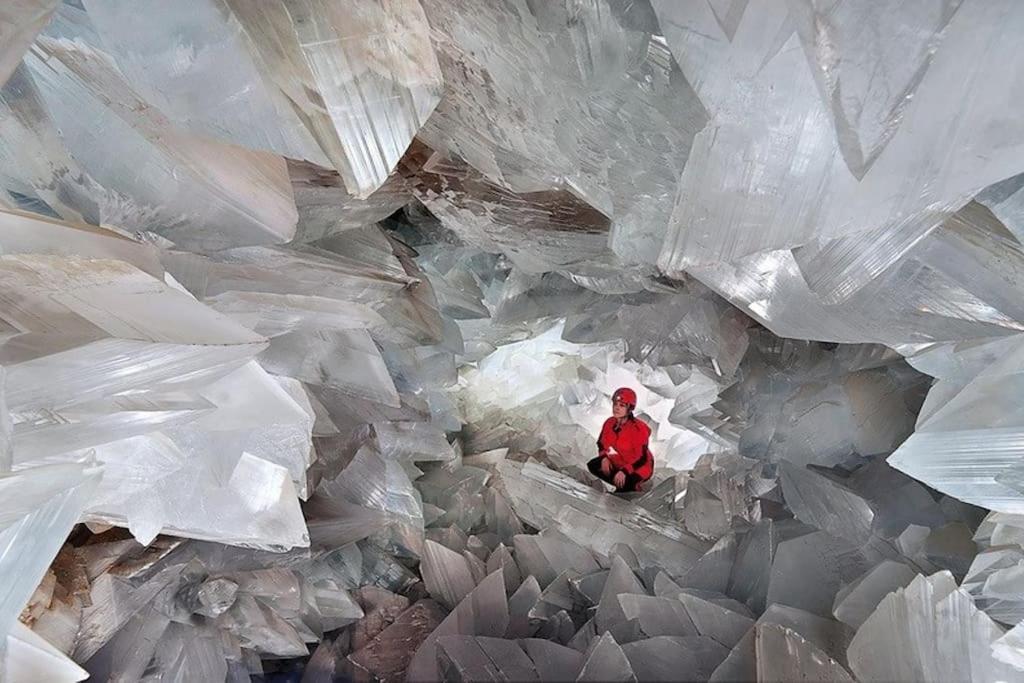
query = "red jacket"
xmin=597 ymin=416 xmax=654 ymax=480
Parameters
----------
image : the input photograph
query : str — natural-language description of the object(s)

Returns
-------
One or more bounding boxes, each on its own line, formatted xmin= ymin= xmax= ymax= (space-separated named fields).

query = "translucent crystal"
xmin=76 ymin=0 xmax=326 ymax=166
xmin=594 ymin=556 xmax=646 ymax=634
xmin=81 ymin=0 xmax=440 ymax=197
xmin=521 ymin=638 xmax=584 ymax=681
xmin=755 ymin=623 xmax=856 ymax=682
xmin=421 ymin=539 xmax=476 ymax=610
xmin=401 ymin=143 xmax=614 ymax=274
xmin=992 ymin=620 xmax=1024 ymax=672
xmin=0 ymin=1 xmax=56 ymax=88
xmin=21 ymin=31 xmax=299 ymax=249
xmin=847 ymin=571 xmax=1019 ymax=681
xmin=506 ymin=575 xmax=541 ymax=640
xmin=710 ymin=603 xmax=854 ymax=682
xmin=498 ymin=460 xmax=708 ymax=578
xmin=680 ymin=534 xmax=738 ymax=595
xmin=963 ymin=546 xmax=1024 ymax=626
xmin=727 ymin=519 xmax=815 ymax=613
xmin=617 ymin=595 xmax=696 ymax=638
xmin=767 ymin=531 xmax=883 ymax=618
xmin=513 ymin=532 xmax=600 ymax=591
xmin=419 ymin=0 xmax=707 ymax=265
xmin=622 ymin=635 xmax=728 ymax=683
xmin=833 ymin=560 xmax=918 ymax=630
xmin=407 ymin=570 xmax=509 ymax=682
xmin=315 ymin=441 xmax=424 ymax=558
xmin=780 ymin=461 xmax=876 ymax=545
xmin=437 ymin=635 xmax=539 ymax=682
xmin=258 ymin=329 xmax=400 ymax=407
xmin=889 ymin=333 xmax=1024 ymax=513
xmin=0 ymin=460 xmax=100 ymax=644
xmin=677 ymin=589 xmax=754 ymax=649
xmin=655 ymin=1 xmax=1024 ymax=292
xmin=576 ymin=632 xmax=635 ymax=683
xmin=689 ymin=203 xmax=1024 ymax=348
xmin=82 ymin=603 xmax=170 ymax=682
xmin=227 ymin=0 xmax=441 ymax=197
xmin=5 ymin=620 xmax=87 ymax=683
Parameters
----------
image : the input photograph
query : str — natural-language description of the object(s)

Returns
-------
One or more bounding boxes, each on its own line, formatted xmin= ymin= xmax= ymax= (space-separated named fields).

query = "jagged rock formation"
xmin=1 ymin=1 xmax=1024 ymax=681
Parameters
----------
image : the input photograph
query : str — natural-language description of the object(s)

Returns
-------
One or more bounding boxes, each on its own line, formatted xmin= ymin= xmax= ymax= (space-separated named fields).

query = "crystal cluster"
xmin=1 ymin=1 xmax=1024 ymax=681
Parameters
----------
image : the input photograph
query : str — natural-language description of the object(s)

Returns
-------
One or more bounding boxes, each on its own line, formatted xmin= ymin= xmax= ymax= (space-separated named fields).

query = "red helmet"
xmin=612 ymin=387 xmax=637 ymax=408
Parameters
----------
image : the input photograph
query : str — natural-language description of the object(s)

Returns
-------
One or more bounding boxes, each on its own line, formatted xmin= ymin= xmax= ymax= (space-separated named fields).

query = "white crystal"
xmin=847 ymin=571 xmax=1019 ymax=681
xmin=0 ymin=1 xmax=56 ymax=87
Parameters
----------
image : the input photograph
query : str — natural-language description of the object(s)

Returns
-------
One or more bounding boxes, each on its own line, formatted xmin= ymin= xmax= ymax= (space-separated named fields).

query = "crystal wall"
xmin=1 ymin=1 xmax=1024 ymax=681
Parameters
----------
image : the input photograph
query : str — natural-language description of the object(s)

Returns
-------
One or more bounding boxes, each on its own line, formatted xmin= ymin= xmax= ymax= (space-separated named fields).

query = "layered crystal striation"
xmin=1 ymin=0 xmax=1023 ymax=680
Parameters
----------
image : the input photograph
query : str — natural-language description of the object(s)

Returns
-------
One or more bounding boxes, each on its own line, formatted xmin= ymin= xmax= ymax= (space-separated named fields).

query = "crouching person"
xmin=587 ymin=387 xmax=653 ymax=493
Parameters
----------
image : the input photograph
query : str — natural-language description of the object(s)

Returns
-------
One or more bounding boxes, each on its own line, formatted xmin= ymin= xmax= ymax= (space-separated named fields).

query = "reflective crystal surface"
xmin=4 ymin=0 xmax=1024 ymax=679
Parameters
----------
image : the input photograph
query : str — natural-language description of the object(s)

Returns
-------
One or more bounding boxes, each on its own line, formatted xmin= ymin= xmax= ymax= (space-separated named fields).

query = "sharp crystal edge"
xmin=3 ymin=0 xmax=1024 ymax=679
xmin=654 ymin=1 xmax=1024 ymax=293
xmin=847 ymin=571 xmax=1020 ymax=681
xmin=79 ymin=0 xmax=442 ymax=198
xmin=0 ymin=0 xmax=58 ymax=87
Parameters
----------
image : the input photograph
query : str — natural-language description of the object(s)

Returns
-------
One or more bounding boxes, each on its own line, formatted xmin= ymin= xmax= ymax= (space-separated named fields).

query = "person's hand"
xmin=613 ymin=471 xmax=626 ymax=489
xmin=600 ymin=458 xmax=612 ymax=476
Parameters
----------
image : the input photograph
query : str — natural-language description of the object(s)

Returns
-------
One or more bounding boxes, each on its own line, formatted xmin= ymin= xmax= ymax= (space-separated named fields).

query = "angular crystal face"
xmin=5 ymin=0 xmax=1024 ymax=678
xmin=0 ymin=1 xmax=57 ymax=88
xmin=77 ymin=0 xmax=441 ymax=198
xmin=655 ymin=1 xmax=1024 ymax=285
xmin=847 ymin=571 xmax=1020 ymax=681
xmin=0 ymin=460 xmax=100 ymax=643
xmin=17 ymin=28 xmax=299 ymax=250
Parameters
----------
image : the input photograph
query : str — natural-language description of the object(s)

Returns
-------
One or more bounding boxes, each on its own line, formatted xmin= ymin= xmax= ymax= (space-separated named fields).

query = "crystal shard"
xmin=710 ymin=603 xmax=854 ymax=683
xmin=419 ymin=0 xmax=707 ymax=265
xmin=0 ymin=2 xmax=56 ymax=87
xmin=522 ymin=638 xmax=584 ymax=682
xmin=780 ymin=461 xmax=875 ymax=545
xmin=617 ymin=594 xmax=697 ymax=638
xmin=498 ymin=460 xmax=708 ymax=578
xmin=223 ymin=0 xmax=442 ymax=197
xmin=728 ymin=519 xmax=815 ymax=613
xmin=789 ymin=0 xmax=963 ymax=181
xmin=0 ymin=460 xmax=100 ymax=644
xmin=5 ymin=621 xmax=87 ymax=683
xmin=22 ymin=32 xmax=299 ymax=250
xmin=832 ymin=560 xmax=917 ymax=630
xmin=767 ymin=531 xmax=880 ymax=618
xmin=655 ymin=0 xmax=1024 ymax=290
xmin=755 ymin=623 xmax=856 ymax=683
xmin=407 ymin=570 xmax=509 ymax=682
xmin=992 ymin=620 xmax=1024 ymax=672
xmin=437 ymin=636 xmax=538 ymax=682
xmin=505 ymin=575 xmax=541 ymax=639
xmin=677 ymin=589 xmax=755 ymax=649
xmin=315 ymin=441 xmax=424 ymax=558
xmin=594 ymin=556 xmax=646 ymax=634
xmin=890 ymin=333 xmax=1024 ymax=513
xmin=76 ymin=0 xmax=328 ymax=166
xmin=401 ymin=142 xmax=613 ymax=274
xmin=80 ymin=0 xmax=441 ymax=198
xmin=576 ymin=633 xmax=635 ymax=683
xmin=421 ymin=539 xmax=476 ymax=610
xmin=621 ymin=635 xmax=727 ymax=683
xmin=847 ymin=571 xmax=1019 ymax=681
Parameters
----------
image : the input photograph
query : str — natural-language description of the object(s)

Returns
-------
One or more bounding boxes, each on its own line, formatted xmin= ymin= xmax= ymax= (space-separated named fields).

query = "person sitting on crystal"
xmin=587 ymin=387 xmax=654 ymax=493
